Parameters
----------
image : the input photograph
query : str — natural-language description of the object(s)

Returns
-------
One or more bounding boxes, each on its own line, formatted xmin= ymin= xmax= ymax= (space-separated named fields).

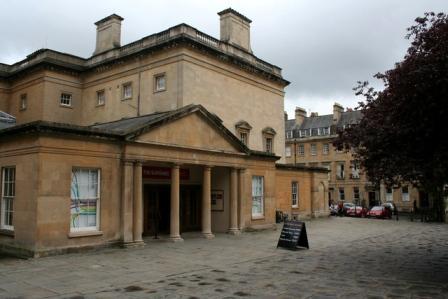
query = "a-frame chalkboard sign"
xmin=277 ymin=220 xmax=309 ymax=250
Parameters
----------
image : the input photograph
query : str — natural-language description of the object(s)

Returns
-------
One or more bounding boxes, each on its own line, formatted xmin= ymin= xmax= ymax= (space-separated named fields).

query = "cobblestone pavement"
xmin=0 ymin=217 xmax=447 ymax=299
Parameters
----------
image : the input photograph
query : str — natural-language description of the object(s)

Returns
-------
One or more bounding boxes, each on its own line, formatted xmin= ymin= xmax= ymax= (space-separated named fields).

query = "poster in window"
xmin=211 ymin=190 xmax=224 ymax=211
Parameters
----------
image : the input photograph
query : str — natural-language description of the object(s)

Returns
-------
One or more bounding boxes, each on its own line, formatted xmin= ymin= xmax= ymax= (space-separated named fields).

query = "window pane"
xmin=252 ymin=176 xmax=264 ymax=216
xmin=71 ymin=168 xmax=99 ymax=231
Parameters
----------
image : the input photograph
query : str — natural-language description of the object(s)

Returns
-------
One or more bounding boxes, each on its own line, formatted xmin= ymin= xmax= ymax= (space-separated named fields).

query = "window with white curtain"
xmin=70 ymin=168 xmax=100 ymax=232
xmin=1 ymin=167 xmax=15 ymax=230
xmin=252 ymin=176 xmax=264 ymax=217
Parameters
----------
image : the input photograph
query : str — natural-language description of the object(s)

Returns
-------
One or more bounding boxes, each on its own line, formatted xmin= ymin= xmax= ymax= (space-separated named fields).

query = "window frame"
xmin=122 ymin=82 xmax=133 ymax=100
xmin=20 ymin=93 xmax=27 ymax=111
xmin=251 ymin=176 xmax=264 ymax=218
xmin=1 ymin=167 xmax=15 ymax=231
xmin=323 ymin=143 xmax=330 ymax=155
xmin=291 ymin=181 xmax=298 ymax=208
xmin=70 ymin=168 xmax=101 ymax=232
xmin=337 ymin=162 xmax=345 ymax=180
xmin=60 ymin=92 xmax=73 ymax=107
xmin=339 ymin=187 xmax=345 ymax=201
xmin=297 ymin=144 xmax=305 ymax=156
xmin=154 ymin=73 xmax=167 ymax=92
xmin=265 ymin=137 xmax=273 ymax=153
xmin=310 ymin=143 xmax=317 ymax=156
xmin=96 ymin=90 xmax=106 ymax=106
xmin=286 ymin=130 xmax=293 ymax=139
xmin=401 ymin=186 xmax=409 ymax=202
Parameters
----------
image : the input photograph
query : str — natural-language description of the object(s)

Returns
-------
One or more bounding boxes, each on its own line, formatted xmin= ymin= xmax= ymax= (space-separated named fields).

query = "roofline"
xmin=0 ymin=120 xmax=122 ymax=141
xmin=0 ymin=107 xmax=281 ymax=160
xmin=0 ymin=24 xmax=289 ymax=86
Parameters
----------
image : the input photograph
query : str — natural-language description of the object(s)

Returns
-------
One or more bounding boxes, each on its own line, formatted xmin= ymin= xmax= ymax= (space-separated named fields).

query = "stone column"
xmin=121 ymin=161 xmax=134 ymax=245
xmin=228 ymin=167 xmax=240 ymax=235
xmin=133 ymin=161 xmax=144 ymax=244
xmin=170 ymin=164 xmax=183 ymax=242
xmin=238 ymin=168 xmax=246 ymax=231
xmin=201 ymin=166 xmax=214 ymax=239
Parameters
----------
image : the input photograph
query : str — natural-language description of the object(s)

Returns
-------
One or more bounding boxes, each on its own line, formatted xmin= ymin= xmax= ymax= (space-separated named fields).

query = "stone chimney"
xmin=218 ymin=8 xmax=252 ymax=53
xmin=295 ymin=107 xmax=306 ymax=127
xmin=333 ymin=102 xmax=344 ymax=124
xmin=93 ymin=14 xmax=124 ymax=55
xmin=310 ymin=112 xmax=319 ymax=117
xmin=284 ymin=111 xmax=288 ymax=121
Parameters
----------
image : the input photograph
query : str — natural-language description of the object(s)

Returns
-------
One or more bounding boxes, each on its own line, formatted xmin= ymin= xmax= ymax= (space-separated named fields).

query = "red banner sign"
xmin=142 ymin=166 xmax=190 ymax=180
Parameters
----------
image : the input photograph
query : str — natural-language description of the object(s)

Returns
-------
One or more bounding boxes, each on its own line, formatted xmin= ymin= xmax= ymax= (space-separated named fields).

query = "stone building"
xmin=285 ymin=103 xmax=420 ymax=211
xmin=0 ymin=9 xmax=328 ymax=257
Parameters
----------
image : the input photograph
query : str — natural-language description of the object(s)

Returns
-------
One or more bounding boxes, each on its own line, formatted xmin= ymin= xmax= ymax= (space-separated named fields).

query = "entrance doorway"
xmin=143 ymin=184 xmax=202 ymax=236
xmin=368 ymin=192 xmax=376 ymax=207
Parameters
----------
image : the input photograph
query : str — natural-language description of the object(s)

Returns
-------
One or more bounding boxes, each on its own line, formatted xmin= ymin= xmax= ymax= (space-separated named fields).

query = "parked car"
xmin=367 ymin=206 xmax=392 ymax=219
xmin=346 ymin=206 xmax=368 ymax=217
xmin=342 ymin=202 xmax=355 ymax=215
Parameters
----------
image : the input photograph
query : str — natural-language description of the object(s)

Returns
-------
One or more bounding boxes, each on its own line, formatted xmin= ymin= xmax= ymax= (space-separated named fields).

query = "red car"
xmin=346 ymin=206 xmax=367 ymax=217
xmin=367 ymin=206 xmax=392 ymax=219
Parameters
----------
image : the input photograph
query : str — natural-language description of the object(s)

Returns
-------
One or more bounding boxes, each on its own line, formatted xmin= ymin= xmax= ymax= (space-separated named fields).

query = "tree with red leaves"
xmin=335 ymin=12 xmax=448 ymax=221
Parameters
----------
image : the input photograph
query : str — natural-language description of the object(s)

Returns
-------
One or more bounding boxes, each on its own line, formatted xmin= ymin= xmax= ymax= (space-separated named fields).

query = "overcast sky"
xmin=1 ymin=0 xmax=447 ymax=117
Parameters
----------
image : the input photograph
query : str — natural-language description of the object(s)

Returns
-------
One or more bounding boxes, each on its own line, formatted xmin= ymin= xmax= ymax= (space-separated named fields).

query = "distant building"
xmin=285 ymin=103 xmax=420 ymax=211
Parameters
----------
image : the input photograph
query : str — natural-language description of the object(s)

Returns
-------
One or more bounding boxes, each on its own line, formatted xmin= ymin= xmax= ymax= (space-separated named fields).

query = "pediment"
xmin=134 ymin=112 xmax=245 ymax=153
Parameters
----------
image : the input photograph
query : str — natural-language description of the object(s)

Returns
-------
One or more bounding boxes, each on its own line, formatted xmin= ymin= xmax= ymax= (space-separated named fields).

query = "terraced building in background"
xmin=285 ymin=103 xmax=422 ymax=212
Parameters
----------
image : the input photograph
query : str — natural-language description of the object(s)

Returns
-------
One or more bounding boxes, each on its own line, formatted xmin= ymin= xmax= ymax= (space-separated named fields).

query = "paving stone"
xmin=0 ymin=218 xmax=447 ymax=298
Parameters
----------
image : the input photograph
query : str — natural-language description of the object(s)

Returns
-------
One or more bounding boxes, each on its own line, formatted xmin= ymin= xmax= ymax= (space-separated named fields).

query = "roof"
xmin=0 ymin=111 xmax=16 ymax=130
xmin=0 ymin=105 xmax=279 ymax=160
xmin=0 ymin=23 xmax=288 ymax=86
xmin=285 ymin=110 xmax=362 ymax=131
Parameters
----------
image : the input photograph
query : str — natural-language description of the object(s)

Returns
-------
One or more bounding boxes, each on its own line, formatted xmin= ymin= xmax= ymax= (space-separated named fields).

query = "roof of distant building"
xmin=285 ymin=110 xmax=362 ymax=132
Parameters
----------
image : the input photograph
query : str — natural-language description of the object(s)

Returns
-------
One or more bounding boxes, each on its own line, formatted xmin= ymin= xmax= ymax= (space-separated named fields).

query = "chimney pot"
xmin=295 ymin=106 xmax=306 ymax=127
xmin=333 ymin=102 xmax=344 ymax=124
xmin=218 ymin=8 xmax=252 ymax=53
xmin=93 ymin=14 xmax=124 ymax=55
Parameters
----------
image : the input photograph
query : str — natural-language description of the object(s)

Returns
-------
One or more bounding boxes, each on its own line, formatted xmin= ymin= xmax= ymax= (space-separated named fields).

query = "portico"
xmin=121 ymin=160 xmax=246 ymax=246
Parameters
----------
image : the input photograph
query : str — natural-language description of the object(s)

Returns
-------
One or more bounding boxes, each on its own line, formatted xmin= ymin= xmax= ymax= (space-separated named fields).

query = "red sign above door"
xmin=142 ymin=166 xmax=190 ymax=180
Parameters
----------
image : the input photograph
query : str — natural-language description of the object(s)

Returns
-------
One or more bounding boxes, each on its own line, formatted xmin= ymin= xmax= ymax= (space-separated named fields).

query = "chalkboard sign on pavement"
xmin=277 ymin=220 xmax=309 ymax=250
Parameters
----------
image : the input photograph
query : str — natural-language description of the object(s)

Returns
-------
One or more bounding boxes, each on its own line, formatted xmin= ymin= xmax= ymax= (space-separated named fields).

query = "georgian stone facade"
xmin=285 ymin=103 xmax=421 ymax=212
xmin=0 ymin=9 xmax=328 ymax=257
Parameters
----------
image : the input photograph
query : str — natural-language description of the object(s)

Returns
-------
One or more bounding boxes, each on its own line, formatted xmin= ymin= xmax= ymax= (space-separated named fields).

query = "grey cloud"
xmin=1 ymin=0 xmax=446 ymax=116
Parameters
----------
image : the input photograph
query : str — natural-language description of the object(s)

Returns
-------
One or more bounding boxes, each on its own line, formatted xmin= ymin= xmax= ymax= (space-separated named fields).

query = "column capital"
xmin=172 ymin=163 xmax=181 ymax=169
xmin=203 ymin=165 xmax=213 ymax=171
xmin=134 ymin=160 xmax=143 ymax=167
xmin=123 ymin=159 xmax=134 ymax=166
xmin=238 ymin=168 xmax=246 ymax=173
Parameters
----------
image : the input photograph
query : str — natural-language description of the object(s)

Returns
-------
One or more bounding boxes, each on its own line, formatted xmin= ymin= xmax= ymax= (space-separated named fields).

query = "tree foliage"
xmin=335 ymin=12 xmax=448 ymax=220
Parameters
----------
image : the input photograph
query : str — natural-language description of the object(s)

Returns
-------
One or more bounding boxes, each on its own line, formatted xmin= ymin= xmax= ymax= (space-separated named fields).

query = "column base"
xmin=201 ymin=232 xmax=215 ymax=239
xmin=121 ymin=240 xmax=145 ymax=248
xmin=169 ymin=235 xmax=184 ymax=242
xmin=227 ymin=228 xmax=241 ymax=235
